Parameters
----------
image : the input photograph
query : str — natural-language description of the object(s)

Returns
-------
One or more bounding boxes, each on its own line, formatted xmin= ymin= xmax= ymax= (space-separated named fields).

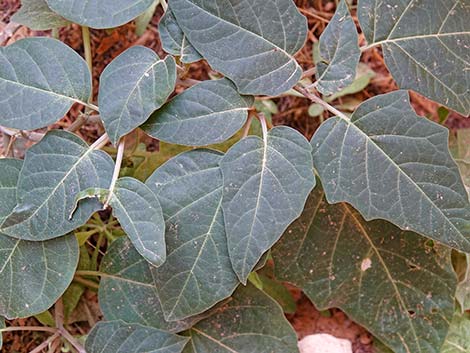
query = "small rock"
xmin=298 ymin=334 xmax=353 ymax=353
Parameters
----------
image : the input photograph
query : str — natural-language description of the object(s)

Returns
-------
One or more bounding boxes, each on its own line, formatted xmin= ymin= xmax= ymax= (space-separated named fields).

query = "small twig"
xmin=294 ymin=85 xmax=350 ymax=121
xmin=29 ymin=331 xmax=61 ymax=353
xmin=104 ymin=138 xmax=125 ymax=208
xmin=55 ymin=299 xmax=86 ymax=353
xmin=301 ymin=67 xmax=317 ymax=79
xmin=257 ymin=113 xmax=268 ymax=147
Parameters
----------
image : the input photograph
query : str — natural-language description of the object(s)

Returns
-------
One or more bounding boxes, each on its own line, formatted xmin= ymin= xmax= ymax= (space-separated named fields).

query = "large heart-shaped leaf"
xmin=0 ymin=130 xmax=114 ymax=241
xmin=315 ymin=0 xmax=360 ymax=95
xmin=11 ymin=0 xmax=70 ymax=30
xmin=272 ymin=185 xmax=457 ymax=353
xmin=143 ymin=79 xmax=253 ymax=146
xmin=358 ymin=0 xmax=470 ymax=115
xmin=159 ymin=8 xmax=202 ymax=63
xmin=441 ymin=312 xmax=470 ymax=353
xmin=182 ymin=284 xmax=298 ymax=353
xmin=45 ymin=0 xmax=155 ymax=29
xmin=146 ymin=149 xmax=239 ymax=321
xmin=99 ymin=237 xmax=201 ymax=332
xmin=0 ymin=159 xmax=79 ymax=319
xmin=0 ymin=37 xmax=91 ymax=130
xmin=170 ymin=0 xmax=307 ymax=96
xmin=99 ymin=46 xmax=176 ymax=145
xmin=86 ymin=321 xmax=189 ymax=353
xmin=221 ymin=126 xmax=315 ymax=283
xmin=311 ymin=90 xmax=470 ymax=251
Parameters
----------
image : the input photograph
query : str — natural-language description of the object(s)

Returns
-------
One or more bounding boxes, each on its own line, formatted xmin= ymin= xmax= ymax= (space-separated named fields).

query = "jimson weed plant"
xmin=0 ymin=0 xmax=469 ymax=352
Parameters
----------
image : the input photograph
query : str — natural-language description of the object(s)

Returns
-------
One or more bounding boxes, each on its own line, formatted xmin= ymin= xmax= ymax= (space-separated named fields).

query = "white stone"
xmin=298 ymin=334 xmax=353 ymax=353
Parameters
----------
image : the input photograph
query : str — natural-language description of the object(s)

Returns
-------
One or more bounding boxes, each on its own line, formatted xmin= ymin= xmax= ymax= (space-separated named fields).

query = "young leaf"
xmin=440 ymin=312 xmax=470 ymax=353
xmin=0 ymin=130 xmax=114 ymax=241
xmin=159 ymin=7 xmax=202 ymax=63
xmin=272 ymin=185 xmax=457 ymax=353
xmin=182 ymin=284 xmax=298 ymax=353
xmin=44 ymin=0 xmax=155 ymax=29
xmin=358 ymin=0 xmax=470 ymax=115
xmin=11 ymin=0 xmax=70 ymax=30
xmin=311 ymin=91 xmax=470 ymax=251
xmin=142 ymin=79 xmax=253 ymax=146
xmin=170 ymin=0 xmax=307 ymax=96
xmin=315 ymin=0 xmax=360 ymax=95
xmin=221 ymin=126 xmax=315 ymax=283
xmin=85 ymin=320 xmax=189 ymax=353
xmin=99 ymin=237 xmax=200 ymax=332
xmin=110 ymin=178 xmax=166 ymax=267
xmin=99 ymin=46 xmax=176 ymax=145
xmin=0 ymin=37 xmax=91 ymax=130
xmin=146 ymin=149 xmax=239 ymax=321
xmin=135 ymin=0 xmax=159 ymax=36
xmin=324 ymin=63 xmax=376 ymax=102
xmin=0 ymin=159 xmax=79 ymax=319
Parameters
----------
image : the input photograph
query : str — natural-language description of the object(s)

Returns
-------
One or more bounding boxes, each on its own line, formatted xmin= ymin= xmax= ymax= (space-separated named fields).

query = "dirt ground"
xmin=0 ymin=0 xmax=468 ymax=352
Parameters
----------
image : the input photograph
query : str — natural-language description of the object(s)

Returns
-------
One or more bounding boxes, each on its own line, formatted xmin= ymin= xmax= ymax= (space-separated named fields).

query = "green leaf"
xmin=315 ymin=0 xmax=360 ymax=95
xmin=135 ymin=0 xmax=159 ymax=36
xmin=143 ymin=79 xmax=253 ymax=146
xmin=146 ymin=149 xmax=239 ymax=321
xmin=0 ymin=130 xmax=114 ymax=241
xmin=455 ymin=253 xmax=470 ymax=313
xmin=85 ymin=320 xmax=189 ymax=353
xmin=99 ymin=237 xmax=200 ymax=332
xmin=34 ymin=310 xmax=55 ymax=327
xmin=11 ymin=0 xmax=70 ymax=30
xmin=324 ymin=63 xmax=376 ymax=102
xmin=0 ymin=159 xmax=23 ymax=225
xmin=0 ymin=37 xmax=91 ymax=130
xmin=221 ymin=126 xmax=315 ymax=283
xmin=308 ymin=103 xmax=324 ymax=117
xmin=358 ymin=0 xmax=470 ymax=115
xmin=159 ymin=7 xmax=202 ymax=63
xmin=0 ymin=234 xmax=79 ymax=319
xmin=254 ymin=273 xmax=297 ymax=314
xmin=311 ymin=91 xmax=470 ymax=251
xmin=99 ymin=46 xmax=176 ymax=145
xmin=272 ymin=185 xmax=457 ymax=353
xmin=0 ymin=158 xmax=79 ymax=319
xmin=170 ymin=0 xmax=307 ymax=96
xmin=45 ymin=0 xmax=155 ymax=29
xmin=441 ymin=312 xmax=470 ymax=353
xmin=110 ymin=177 xmax=166 ymax=267
xmin=182 ymin=284 xmax=298 ymax=353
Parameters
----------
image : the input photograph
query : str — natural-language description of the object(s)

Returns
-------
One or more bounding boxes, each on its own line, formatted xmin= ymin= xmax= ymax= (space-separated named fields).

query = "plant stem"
xmin=242 ymin=114 xmax=254 ymax=138
xmin=301 ymin=67 xmax=317 ymax=79
xmin=294 ymin=85 xmax=350 ymax=121
xmin=91 ymin=232 xmax=104 ymax=269
xmin=360 ymin=42 xmax=380 ymax=52
xmin=29 ymin=331 xmax=61 ymax=353
xmin=0 ymin=326 xmax=58 ymax=334
xmin=55 ymin=299 xmax=86 ymax=353
xmin=75 ymin=270 xmax=106 ymax=277
xmin=104 ymin=138 xmax=125 ymax=208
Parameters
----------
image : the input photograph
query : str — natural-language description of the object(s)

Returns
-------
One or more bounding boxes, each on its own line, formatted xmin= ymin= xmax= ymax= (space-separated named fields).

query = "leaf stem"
xmin=104 ymin=138 xmax=125 ymax=208
xmin=89 ymin=133 xmax=109 ymax=150
xmin=257 ymin=113 xmax=268 ymax=147
xmin=360 ymin=42 xmax=380 ymax=52
xmin=29 ymin=331 xmax=61 ymax=353
xmin=294 ymin=85 xmax=350 ymax=121
xmin=75 ymin=270 xmax=107 ymax=277
xmin=73 ymin=276 xmax=100 ymax=290
xmin=81 ymin=26 xmax=93 ymax=74
xmin=0 ymin=326 xmax=58 ymax=334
